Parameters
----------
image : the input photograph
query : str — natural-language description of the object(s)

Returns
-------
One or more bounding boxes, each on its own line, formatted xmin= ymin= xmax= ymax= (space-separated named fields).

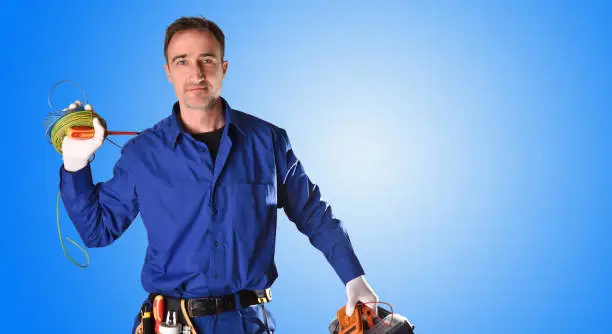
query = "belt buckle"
xmin=214 ymin=297 xmax=221 ymax=314
xmin=187 ymin=298 xmax=194 ymax=318
xmin=188 ymin=297 xmax=222 ymax=317
xmin=256 ymin=288 xmax=272 ymax=304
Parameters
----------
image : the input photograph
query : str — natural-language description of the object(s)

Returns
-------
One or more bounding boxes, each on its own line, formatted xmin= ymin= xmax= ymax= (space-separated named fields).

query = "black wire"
xmin=261 ymin=304 xmax=272 ymax=334
xmin=104 ymin=137 xmax=123 ymax=149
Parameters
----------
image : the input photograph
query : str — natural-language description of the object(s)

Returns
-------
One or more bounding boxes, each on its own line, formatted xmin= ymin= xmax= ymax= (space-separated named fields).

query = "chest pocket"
xmin=216 ymin=183 xmax=277 ymax=246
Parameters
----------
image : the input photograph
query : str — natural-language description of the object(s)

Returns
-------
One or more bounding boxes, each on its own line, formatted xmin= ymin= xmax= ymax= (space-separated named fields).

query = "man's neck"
xmin=179 ymin=98 xmax=226 ymax=134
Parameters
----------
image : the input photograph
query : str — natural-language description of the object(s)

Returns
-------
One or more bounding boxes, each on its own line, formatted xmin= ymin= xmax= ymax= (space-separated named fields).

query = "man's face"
xmin=164 ymin=29 xmax=228 ymax=110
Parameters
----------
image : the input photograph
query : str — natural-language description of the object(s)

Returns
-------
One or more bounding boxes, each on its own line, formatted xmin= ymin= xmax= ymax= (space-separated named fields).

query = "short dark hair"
xmin=164 ymin=16 xmax=225 ymax=63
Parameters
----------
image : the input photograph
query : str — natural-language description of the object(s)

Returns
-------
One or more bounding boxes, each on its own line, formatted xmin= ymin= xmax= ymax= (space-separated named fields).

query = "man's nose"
xmin=194 ymin=60 xmax=206 ymax=78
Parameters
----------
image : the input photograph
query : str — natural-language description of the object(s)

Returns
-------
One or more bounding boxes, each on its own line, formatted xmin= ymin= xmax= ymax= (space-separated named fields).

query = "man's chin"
xmin=184 ymin=97 xmax=218 ymax=110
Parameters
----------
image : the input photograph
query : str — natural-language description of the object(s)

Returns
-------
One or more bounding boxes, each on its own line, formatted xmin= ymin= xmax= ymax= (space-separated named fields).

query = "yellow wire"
xmin=50 ymin=110 xmax=105 ymax=154
xmin=56 ymin=190 xmax=90 ymax=268
xmin=51 ymin=110 xmax=106 ymax=268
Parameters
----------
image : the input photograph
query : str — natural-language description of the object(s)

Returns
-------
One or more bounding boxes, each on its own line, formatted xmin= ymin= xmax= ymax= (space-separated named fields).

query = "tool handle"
xmin=361 ymin=305 xmax=376 ymax=328
xmin=337 ymin=306 xmax=363 ymax=334
xmin=66 ymin=126 xmax=95 ymax=139
xmin=153 ymin=295 xmax=165 ymax=334
xmin=67 ymin=126 xmax=139 ymax=139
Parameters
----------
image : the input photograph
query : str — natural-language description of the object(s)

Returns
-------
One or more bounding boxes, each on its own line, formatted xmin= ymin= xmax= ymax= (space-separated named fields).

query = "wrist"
xmin=63 ymin=157 xmax=88 ymax=172
xmin=345 ymin=274 xmax=365 ymax=288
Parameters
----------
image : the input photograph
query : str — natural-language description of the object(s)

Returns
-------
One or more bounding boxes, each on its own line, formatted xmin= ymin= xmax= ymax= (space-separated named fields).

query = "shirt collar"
xmin=168 ymin=97 xmax=246 ymax=148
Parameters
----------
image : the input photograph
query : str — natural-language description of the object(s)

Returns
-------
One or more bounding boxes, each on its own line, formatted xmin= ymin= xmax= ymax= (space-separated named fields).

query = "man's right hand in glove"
xmin=61 ymin=100 xmax=105 ymax=172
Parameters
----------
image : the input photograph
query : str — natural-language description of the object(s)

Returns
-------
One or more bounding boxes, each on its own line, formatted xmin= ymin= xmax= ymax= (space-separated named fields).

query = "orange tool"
xmin=66 ymin=126 xmax=95 ymax=139
xmin=362 ymin=305 xmax=376 ymax=328
xmin=67 ymin=126 xmax=139 ymax=139
xmin=153 ymin=295 xmax=165 ymax=334
xmin=336 ymin=303 xmax=376 ymax=334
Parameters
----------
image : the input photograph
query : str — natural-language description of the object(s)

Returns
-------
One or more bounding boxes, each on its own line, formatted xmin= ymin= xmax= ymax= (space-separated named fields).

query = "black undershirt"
xmin=192 ymin=126 xmax=224 ymax=164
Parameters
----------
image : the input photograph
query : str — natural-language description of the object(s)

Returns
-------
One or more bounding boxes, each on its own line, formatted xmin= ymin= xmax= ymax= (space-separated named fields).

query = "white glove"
xmin=345 ymin=274 xmax=379 ymax=316
xmin=61 ymin=100 xmax=105 ymax=172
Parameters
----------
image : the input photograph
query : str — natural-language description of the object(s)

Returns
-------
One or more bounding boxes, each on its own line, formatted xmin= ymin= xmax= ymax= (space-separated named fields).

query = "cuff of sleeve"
xmin=59 ymin=163 xmax=94 ymax=197
xmin=330 ymin=245 xmax=366 ymax=285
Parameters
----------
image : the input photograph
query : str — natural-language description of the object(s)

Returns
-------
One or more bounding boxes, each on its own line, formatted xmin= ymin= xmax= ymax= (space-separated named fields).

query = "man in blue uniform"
xmin=59 ymin=16 xmax=378 ymax=333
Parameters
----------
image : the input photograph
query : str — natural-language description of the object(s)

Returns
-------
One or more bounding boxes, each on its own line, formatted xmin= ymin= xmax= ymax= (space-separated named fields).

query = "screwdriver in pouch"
xmin=153 ymin=295 xmax=165 ymax=334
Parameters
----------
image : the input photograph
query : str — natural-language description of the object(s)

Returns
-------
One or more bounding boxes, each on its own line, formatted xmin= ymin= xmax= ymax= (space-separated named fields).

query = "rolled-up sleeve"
xmin=59 ymin=142 xmax=140 ymax=248
xmin=274 ymin=128 xmax=365 ymax=285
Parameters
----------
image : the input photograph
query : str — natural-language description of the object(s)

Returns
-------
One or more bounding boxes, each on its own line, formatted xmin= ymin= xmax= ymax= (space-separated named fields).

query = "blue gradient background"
xmin=1 ymin=1 xmax=610 ymax=333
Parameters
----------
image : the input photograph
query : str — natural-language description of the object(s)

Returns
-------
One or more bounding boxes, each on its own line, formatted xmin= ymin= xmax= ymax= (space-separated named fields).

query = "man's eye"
xmin=176 ymin=60 xmax=186 ymax=65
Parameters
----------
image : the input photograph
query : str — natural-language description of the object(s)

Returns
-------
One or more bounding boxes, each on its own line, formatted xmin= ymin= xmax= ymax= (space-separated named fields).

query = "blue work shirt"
xmin=59 ymin=98 xmax=365 ymax=298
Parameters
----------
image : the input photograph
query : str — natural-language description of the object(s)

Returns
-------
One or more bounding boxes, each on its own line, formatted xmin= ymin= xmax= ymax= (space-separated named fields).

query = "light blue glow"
xmin=1 ymin=1 xmax=610 ymax=333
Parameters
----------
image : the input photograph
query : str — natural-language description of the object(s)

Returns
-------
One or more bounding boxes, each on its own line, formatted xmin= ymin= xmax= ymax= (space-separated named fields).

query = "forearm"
xmin=297 ymin=200 xmax=365 ymax=285
xmin=59 ymin=164 xmax=133 ymax=248
xmin=275 ymin=127 xmax=365 ymax=284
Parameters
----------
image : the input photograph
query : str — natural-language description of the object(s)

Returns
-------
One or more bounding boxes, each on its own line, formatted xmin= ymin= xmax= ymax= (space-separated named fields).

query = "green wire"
xmin=50 ymin=110 xmax=102 ymax=154
xmin=56 ymin=190 xmax=90 ymax=268
xmin=51 ymin=110 xmax=113 ymax=267
xmin=51 ymin=110 xmax=106 ymax=268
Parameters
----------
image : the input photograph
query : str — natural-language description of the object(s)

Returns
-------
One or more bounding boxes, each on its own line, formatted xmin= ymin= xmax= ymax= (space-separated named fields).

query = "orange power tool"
xmin=330 ymin=302 xmax=415 ymax=334
xmin=336 ymin=303 xmax=375 ymax=334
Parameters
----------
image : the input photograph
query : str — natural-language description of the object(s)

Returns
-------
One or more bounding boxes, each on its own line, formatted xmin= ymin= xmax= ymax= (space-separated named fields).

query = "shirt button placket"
xmin=209 ymin=184 xmax=218 ymax=216
xmin=208 ymin=185 xmax=217 ymax=281
xmin=209 ymin=183 xmax=223 ymax=282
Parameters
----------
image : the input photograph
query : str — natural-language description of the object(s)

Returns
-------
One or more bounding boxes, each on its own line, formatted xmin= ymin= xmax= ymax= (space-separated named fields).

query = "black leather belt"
xmin=149 ymin=288 xmax=272 ymax=318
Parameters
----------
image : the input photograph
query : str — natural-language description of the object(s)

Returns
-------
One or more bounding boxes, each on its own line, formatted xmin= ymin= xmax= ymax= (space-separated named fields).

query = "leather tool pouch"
xmin=134 ymin=301 xmax=154 ymax=334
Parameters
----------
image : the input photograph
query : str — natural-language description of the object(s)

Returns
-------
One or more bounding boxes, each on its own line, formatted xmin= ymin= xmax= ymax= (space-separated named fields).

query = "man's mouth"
xmin=187 ymin=86 xmax=207 ymax=92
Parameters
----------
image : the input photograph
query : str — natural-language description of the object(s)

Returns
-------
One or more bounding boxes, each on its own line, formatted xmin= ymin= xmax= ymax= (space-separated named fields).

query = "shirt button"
xmin=213 ymin=273 xmax=219 ymax=279
xmin=214 ymin=241 xmax=219 ymax=247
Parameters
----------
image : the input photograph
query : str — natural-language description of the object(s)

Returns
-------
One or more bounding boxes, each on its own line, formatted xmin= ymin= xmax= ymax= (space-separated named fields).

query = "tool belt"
xmin=136 ymin=289 xmax=272 ymax=334
xmin=149 ymin=288 xmax=272 ymax=318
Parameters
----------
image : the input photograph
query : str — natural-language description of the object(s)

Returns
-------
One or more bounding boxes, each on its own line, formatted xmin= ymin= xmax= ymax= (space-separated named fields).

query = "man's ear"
xmin=164 ymin=63 xmax=173 ymax=83
xmin=222 ymin=60 xmax=229 ymax=79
